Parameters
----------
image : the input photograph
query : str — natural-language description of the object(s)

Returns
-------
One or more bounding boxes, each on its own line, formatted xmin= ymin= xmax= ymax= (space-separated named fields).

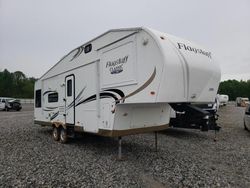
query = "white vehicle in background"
xmin=34 ymin=27 xmax=221 ymax=157
xmin=215 ymin=95 xmax=220 ymax=111
xmin=236 ymin=97 xmax=249 ymax=107
xmin=244 ymin=104 xmax=250 ymax=131
xmin=0 ymin=97 xmax=22 ymax=111
xmin=0 ymin=97 xmax=11 ymax=110
xmin=218 ymin=94 xmax=229 ymax=106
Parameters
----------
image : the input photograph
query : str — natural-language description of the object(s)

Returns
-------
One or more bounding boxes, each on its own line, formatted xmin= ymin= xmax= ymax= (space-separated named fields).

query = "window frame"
xmin=48 ymin=92 xmax=59 ymax=103
xmin=84 ymin=44 xmax=92 ymax=54
xmin=35 ymin=90 xmax=42 ymax=108
xmin=67 ymin=79 xmax=72 ymax=97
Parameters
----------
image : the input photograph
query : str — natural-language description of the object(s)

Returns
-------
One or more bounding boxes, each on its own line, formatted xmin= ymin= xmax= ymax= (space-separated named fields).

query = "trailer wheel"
xmin=59 ymin=128 xmax=68 ymax=143
xmin=52 ymin=126 xmax=60 ymax=141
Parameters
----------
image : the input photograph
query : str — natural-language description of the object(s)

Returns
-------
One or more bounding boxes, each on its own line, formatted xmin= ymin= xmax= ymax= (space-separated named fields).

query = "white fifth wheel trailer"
xmin=34 ymin=27 xmax=221 ymax=157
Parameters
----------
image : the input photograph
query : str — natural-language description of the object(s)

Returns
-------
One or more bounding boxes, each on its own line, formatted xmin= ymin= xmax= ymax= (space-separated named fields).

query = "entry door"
xmin=65 ymin=75 xmax=75 ymax=125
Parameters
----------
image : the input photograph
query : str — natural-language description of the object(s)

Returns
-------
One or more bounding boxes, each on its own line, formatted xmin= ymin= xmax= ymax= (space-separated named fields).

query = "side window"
xmin=67 ymin=80 xmax=72 ymax=97
xmin=2 ymin=99 xmax=5 ymax=103
xmin=48 ymin=93 xmax=58 ymax=103
xmin=35 ymin=90 xmax=42 ymax=108
xmin=84 ymin=44 xmax=92 ymax=53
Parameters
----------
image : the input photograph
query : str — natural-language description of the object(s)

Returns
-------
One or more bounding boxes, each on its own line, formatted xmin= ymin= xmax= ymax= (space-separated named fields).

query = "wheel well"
xmin=52 ymin=123 xmax=66 ymax=129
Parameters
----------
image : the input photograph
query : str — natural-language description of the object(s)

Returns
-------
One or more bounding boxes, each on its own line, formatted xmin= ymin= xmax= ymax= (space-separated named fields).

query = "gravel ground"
xmin=0 ymin=104 xmax=250 ymax=187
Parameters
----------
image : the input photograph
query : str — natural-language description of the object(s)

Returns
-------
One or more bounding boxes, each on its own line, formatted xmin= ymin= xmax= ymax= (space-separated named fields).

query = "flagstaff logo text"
xmin=106 ymin=55 xmax=128 ymax=74
xmin=177 ymin=43 xmax=212 ymax=58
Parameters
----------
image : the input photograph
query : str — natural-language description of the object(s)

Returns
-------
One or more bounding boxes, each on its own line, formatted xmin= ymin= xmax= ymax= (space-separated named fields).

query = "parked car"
xmin=236 ymin=97 xmax=249 ymax=107
xmin=244 ymin=104 xmax=250 ymax=131
xmin=0 ymin=97 xmax=22 ymax=111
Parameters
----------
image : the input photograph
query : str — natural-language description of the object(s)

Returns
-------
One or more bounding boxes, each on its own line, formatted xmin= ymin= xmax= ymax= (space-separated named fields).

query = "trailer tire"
xmin=52 ymin=126 xmax=60 ymax=141
xmin=59 ymin=128 xmax=68 ymax=143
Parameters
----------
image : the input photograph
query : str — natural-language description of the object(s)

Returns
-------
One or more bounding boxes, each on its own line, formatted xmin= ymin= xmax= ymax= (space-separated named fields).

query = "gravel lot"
xmin=0 ymin=104 xmax=250 ymax=187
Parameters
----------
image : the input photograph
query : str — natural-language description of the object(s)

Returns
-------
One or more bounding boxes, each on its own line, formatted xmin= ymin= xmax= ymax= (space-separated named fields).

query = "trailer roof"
xmin=40 ymin=27 xmax=145 ymax=79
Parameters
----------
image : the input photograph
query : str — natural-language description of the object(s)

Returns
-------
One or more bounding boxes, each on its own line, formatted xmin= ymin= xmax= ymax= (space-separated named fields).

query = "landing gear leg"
xmin=155 ymin=132 xmax=158 ymax=152
xmin=118 ymin=136 xmax=122 ymax=160
xmin=213 ymin=129 xmax=218 ymax=142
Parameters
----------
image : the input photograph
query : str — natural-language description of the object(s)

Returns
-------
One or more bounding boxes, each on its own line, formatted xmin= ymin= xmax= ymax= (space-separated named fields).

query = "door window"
xmin=67 ymin=79 xmax=72 ymax=97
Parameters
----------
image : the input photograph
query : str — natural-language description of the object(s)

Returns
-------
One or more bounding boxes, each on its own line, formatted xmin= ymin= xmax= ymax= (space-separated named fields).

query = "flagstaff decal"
xmin=177 ymin=42 xmax=212 ymax=59
xmin=106 ymin=55 xmax=128 ymax=74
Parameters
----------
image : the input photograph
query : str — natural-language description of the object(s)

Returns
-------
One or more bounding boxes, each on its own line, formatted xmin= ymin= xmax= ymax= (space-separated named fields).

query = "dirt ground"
xmin=0 ymin=103 xmax=249 ymax=187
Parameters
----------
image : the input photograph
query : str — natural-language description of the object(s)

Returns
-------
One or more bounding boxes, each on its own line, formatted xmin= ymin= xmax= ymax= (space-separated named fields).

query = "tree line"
xmin=0 ymin=69 xmax=249 ymax=100
xmin=0 ymin=69 xmax=36 ymax=98
xmin=218 ymin=79 xmax=250 ymax=101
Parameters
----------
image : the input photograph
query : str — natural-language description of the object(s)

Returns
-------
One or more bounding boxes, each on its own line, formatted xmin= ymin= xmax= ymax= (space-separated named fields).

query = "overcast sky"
xmin=0 ymin=0 xmax=249 ymax=80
